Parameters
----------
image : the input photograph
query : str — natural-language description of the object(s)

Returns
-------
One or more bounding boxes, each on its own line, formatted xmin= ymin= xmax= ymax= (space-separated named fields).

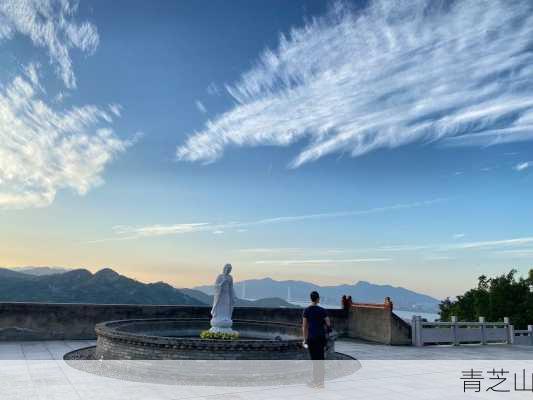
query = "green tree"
xmin=439 ymin=269 xmax=533 ymax=328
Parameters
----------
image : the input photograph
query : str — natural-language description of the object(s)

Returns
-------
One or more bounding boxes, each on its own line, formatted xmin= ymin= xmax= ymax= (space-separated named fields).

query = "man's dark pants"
xmin=307 ymin=336 xmax=326 ymax=385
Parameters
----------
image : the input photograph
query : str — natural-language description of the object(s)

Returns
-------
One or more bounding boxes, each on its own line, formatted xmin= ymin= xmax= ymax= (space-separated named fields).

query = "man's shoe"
xmin=306 ymin=381 xmax=325 ymax=389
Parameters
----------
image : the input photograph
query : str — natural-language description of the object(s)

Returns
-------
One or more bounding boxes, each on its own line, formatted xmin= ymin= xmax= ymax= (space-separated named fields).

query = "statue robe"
xmin=210 ymin=272 xmax=235 ymax=330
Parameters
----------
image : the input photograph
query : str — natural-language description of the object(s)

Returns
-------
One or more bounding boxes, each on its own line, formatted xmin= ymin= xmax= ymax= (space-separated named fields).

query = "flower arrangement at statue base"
xmin=200 ymin=331 xmax=240 ymax=340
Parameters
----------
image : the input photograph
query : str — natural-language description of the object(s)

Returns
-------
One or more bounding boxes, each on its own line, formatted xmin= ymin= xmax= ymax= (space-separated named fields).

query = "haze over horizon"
xmin=1 ymin=0 xmax=533 ymax=300
xmin=0 ymin=264 xmax=521 ymax=302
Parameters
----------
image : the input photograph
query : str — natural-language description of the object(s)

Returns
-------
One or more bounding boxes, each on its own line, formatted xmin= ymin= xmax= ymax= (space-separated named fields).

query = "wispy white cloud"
xmin=372 ymin=245 xmax=431 ymax=252
xmin=0 ymin=0 xmax=99 ymax=88
xmin=0 ymin=2 xmax=132 ymax=210
xmin=492 ymin=249 xmax=533 ymax=257
xmin=212 ymin=230 xmax=224 ymax=235
xmin=206 ymin=82 xmax=220 ymax=96
xmin=195 ymin=100 xmax=207 ymax=113
xmin=514 ymin=161 xmax=531 ymax=171
xmin=238 ymin=235 xmax=533 ymax=258
xmin=112 ymin=223 xmax=211 ymax=238
xmin=372 ymin=236 xmax=533 ymax=252
xmin=255 ymin=258 xmax=391 ymax=265
xmin=236 ymin=236 xmax=533 ymax=260
xmin=446 ymin=237 xmax=533 ymax=250
xmin=239 ymin=248 xmax=304 ymax=253
xmin=252 ymin=198 xmax=447 ymax=225
xmin=177 ymin=0 xmax=533 ymax=167
xmin=0 ymin=70 xmax=131 ymax=209
xmin=97 ymin=198 xmax=443 ymax=241
xmin=53 ymin=91 xmax=69 ymax=103
xmin=23 ymin=63 xmax=42 ymax=90
xmin=453 ymin=233 xmax=465 ymax=239
xmin=109 ymin=104 xmax=122 ymax=117
xmin=231 ymin=246 xmax=341 ymax=255
xmin=424 ymin=255 xmax=455 ymax=261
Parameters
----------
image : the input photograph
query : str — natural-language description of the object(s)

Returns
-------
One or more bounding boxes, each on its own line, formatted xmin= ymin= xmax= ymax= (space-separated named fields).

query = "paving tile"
xmin=1 ymin=340 xmax=533 ymax=399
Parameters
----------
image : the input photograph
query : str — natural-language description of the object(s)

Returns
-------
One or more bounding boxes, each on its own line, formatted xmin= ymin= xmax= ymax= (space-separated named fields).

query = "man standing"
xmin=302 ymin=291 xmax=331 ymax=388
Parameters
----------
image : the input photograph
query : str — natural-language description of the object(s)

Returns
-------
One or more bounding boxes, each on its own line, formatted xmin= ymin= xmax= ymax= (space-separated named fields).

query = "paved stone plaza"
xmin=1 ymin=340 xmax=533 ymax=400
xmin=336 ymin=339 xmax=533 ymax=360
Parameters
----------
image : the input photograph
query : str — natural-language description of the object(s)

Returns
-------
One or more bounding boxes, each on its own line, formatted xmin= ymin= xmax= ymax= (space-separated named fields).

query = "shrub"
xmin=200 ymin=331 xmax=240 ymax=340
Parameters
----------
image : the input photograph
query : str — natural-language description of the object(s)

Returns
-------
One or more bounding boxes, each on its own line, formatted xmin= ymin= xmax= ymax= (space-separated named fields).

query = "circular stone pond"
xmin=94 ymin=318 xmax=337 ymax=360
xmin=65 ymin=318 xmax=360 ymax=386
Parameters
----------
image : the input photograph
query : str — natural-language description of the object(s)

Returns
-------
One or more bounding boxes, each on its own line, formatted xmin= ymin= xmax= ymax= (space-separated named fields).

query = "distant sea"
xmin=291 ymin=301 xmax=440 ymax=322
xmin=393 ymin=310 xmax=440 ymax=322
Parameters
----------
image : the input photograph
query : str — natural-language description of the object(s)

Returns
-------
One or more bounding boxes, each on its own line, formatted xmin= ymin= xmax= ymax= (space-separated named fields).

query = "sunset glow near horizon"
xmin=1 ymin=0 xmax=533 ymax=300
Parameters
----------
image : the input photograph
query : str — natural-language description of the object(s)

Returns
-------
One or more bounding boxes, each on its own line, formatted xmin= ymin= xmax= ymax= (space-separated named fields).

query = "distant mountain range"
xmin=195 ymin=278 xmax=440 ymax=313
xmin=0 ymin=267 xmax=202 ymax=305
xmin=179 ymin=288 xmax=297 ymax=308
xmin=9 ymin=266 xmax=72 ymax=276
xmin=1 ymin=267 xmax=439 ymax=311
xmin=0 ymin=267 xmax=295 ymax=308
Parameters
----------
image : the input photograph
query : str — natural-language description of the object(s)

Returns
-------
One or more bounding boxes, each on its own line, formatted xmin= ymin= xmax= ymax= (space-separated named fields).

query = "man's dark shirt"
xmin=303 ymin=304 xmax=327 ymax=339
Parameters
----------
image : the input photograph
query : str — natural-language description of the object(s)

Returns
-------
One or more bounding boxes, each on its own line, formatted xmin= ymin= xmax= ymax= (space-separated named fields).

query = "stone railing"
xmin=513 ymin=325 xmax=533 ymax=346
xmin=411 ymin=316 xmax=514 ymax=346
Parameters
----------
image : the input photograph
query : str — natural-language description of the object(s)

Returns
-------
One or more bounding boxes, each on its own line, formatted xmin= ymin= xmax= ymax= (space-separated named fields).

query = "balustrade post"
xmin=412 ymin=316 xmax=423 ymax=347
xmin=451 ymin=316 xmax=459 ymax=346
xmin=503 ymin=317 xmax=513 ymax=344
xmin=411 ymin=316 xmax=417 ymax=346
xmin=479 ymin=316 xmax=486 ymax=345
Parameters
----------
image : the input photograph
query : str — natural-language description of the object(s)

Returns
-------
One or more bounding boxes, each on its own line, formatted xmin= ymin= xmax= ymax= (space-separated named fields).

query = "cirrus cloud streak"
xmin=254 ymin=258 xmax=391 ymax=265
xmin=177 ymin=0 xmax=533 ymax=167
xmin=0 ymin=0 xmax=99 ymax=88
xmin=90 ymin=198 xmax=445 ymax=242
xmin=0 ymin=69 xmax=131 ymax=209
xmin=0 ymin=1 xmax=132 ymax=210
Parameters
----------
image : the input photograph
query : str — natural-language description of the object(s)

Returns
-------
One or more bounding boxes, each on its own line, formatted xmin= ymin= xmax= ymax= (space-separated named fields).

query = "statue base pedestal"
xmin=208 ymin=327 xmax=237 ymax=334
xmin=209 ymin=318 xmax=236 ymax=334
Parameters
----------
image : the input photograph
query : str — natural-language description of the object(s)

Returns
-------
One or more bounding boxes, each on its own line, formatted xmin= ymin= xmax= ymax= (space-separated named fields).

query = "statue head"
xmin=223 ymin=263 xmax=232 ymax=275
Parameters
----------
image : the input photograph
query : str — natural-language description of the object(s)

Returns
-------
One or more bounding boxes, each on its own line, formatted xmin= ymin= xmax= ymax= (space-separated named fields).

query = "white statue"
xmin=209 ymin=263 xmax=236 ymax=333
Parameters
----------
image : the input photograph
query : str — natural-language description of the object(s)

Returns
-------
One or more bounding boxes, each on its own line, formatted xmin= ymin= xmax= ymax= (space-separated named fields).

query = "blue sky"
xmin=1 ymin=0 xmax=533 ymax=299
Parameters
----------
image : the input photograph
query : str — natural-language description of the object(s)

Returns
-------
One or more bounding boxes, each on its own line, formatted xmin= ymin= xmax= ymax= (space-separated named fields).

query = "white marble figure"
xmin=209 ymin=264 xmax=236 ymax=333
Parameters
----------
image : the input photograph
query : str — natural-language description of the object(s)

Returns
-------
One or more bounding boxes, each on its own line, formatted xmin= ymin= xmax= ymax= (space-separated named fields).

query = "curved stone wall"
xmin=0 ymin=302 xmax=348 ymax=341
xmin=0 ymin=301 xmax=411 ymax=345
xmin=95 ymin=318 xmax=324 ymax=360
